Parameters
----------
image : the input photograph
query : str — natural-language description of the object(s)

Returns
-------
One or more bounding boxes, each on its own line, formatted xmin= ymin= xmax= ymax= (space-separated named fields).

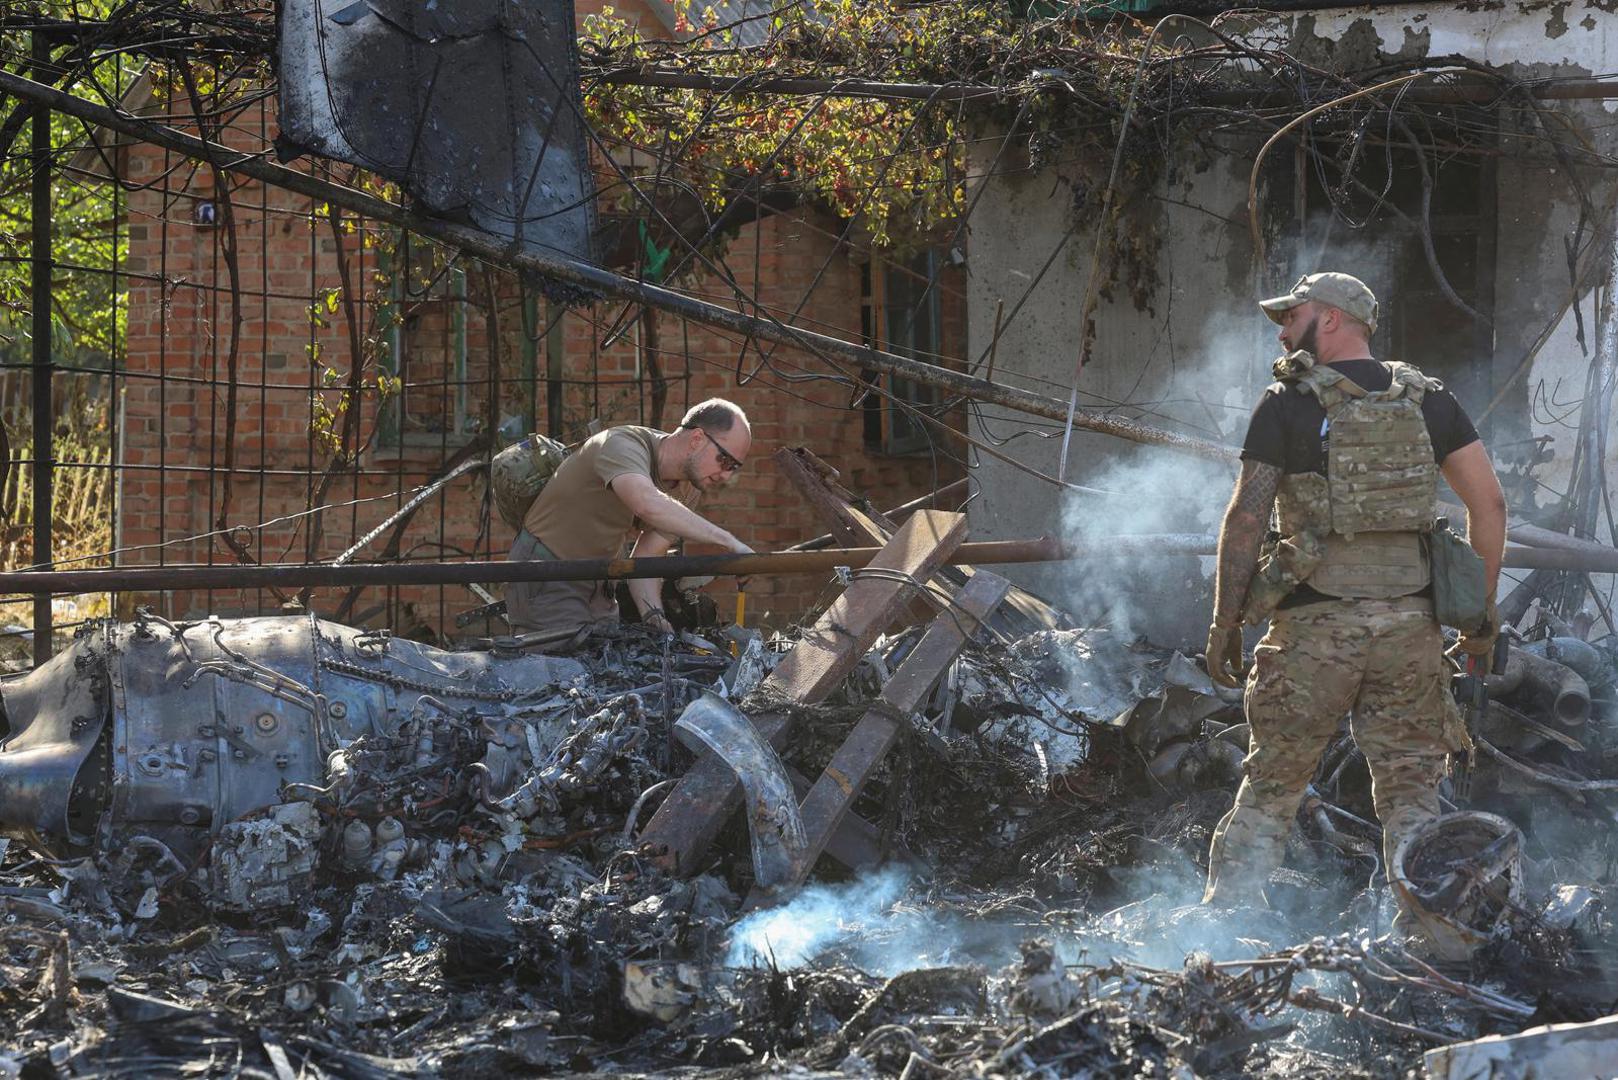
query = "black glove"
xmin=1206 ymin=622 xmax=1246 ymax=689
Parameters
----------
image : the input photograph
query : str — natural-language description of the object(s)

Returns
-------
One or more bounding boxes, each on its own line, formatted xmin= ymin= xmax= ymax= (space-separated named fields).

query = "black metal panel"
xmin=278 ymin=0 xmax=597 ymax=263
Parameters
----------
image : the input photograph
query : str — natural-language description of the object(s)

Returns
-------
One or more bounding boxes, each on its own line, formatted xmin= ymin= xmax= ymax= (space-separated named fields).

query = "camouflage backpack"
xmin=489 ymin=434 xmax=569 ymax=531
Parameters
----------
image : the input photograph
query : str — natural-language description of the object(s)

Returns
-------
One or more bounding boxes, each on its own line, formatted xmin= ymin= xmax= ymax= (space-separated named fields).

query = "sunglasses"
xmin=686 ymin=425 xmax=744 ymax=473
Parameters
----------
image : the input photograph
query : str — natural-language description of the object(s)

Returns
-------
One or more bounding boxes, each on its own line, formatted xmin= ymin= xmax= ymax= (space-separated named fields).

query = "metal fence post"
xmin=30 ymin=31 xmax=54 ymax=666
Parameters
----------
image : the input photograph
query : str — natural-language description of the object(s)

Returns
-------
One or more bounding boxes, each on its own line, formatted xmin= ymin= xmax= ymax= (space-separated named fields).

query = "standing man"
xmin=1202 ymin=272 xmax=1507 ymax=913
xmin=506 ymin=398 xmax=755 ymax=638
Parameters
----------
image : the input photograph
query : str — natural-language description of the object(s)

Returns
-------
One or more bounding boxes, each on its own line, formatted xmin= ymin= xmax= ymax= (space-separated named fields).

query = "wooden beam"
xmin=775 ymin=448 xmax=895 ymax=547
xmin=775 ymin=446 xmax=1068 ymax=639
xmin=784 ymin=478 xmax=969 ymax=553
xmin=638 ymin=510 xmax=968 ymax=875
xmin=751 ymin=568 xmax=1012 ymax=907
xmin=786 ymin=766 xmax=910 ymax=871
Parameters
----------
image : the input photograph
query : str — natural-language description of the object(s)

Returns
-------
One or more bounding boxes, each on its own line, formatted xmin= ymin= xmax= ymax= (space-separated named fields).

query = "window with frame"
xmin=860 ymin=250 xmax=944 ymax=456
xmin=376 ymin=236 xmax=475 ymax=450
xmin=375 ymin=236 xmax=548 ymax=452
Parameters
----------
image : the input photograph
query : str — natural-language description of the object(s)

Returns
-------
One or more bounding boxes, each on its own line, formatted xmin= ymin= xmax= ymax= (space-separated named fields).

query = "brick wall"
xmin=116 ymin=28 xmax=965 ymax=634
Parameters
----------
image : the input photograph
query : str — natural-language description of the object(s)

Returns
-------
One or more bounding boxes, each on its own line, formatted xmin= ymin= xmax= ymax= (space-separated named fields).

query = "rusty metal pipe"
xmin=0 ymin=535 xmax=1079 ymax=595
xmin=0 ymin=540 xmax=984 ymax=597
xmin=4 ymin=534 xmax=1618 ymax=596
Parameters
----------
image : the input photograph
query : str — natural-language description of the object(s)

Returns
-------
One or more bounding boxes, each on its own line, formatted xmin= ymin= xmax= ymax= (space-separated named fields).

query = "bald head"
xmin=675 ymin=398 xmax=751 ymax=490
xmin=680 ymin=398 xmax=750 ymax=438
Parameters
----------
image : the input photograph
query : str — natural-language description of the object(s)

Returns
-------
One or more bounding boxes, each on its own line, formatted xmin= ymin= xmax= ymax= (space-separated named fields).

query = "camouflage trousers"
xmin=1203 ymin=595 xmax=1466 ymax=906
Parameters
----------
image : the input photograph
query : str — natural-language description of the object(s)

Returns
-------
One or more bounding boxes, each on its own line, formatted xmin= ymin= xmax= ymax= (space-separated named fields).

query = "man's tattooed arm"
xmin=1212 ymin=460 xmax=1282 ymax=628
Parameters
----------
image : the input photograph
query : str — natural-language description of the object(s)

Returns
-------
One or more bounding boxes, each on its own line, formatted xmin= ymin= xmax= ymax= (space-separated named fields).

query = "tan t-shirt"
xmin=521 ymin=425 xmax=698 ymax=559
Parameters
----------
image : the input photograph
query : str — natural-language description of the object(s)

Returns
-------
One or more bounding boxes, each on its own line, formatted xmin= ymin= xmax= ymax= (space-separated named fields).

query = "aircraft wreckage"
xmin=4 ymin=551 xmax=1618 ymax=1074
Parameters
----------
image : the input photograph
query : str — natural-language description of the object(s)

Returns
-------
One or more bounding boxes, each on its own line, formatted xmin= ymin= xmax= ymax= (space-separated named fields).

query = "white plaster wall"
xmin=1502 ymin=272 xmax=1618 ymax=613
xmin=964 ymin=151 xmax=1260 ymax=648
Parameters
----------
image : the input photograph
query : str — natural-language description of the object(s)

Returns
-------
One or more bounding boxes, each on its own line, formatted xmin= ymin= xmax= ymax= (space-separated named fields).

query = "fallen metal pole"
xmin=1439 ymin=500 xmax=1618 ymax=560
xmin=594 ymin=67 xmax=1618 ymax=106
xmin=0 ymin=69 xmax=1228 ymax=461
xmin=5 ymin=535 xmax=1617 ymax=595
xmin=28 ymin=33 xmax=53 ymax=666
xmin=593 ymin=68 xmax=1002 ymax=102
xmin=0 ymin=536 xmax=1077 ymax=594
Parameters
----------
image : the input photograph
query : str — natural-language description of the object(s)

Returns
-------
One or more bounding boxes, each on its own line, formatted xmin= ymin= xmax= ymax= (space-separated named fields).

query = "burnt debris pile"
xmin=4 ymin=592 xmax=1618 ymax=1076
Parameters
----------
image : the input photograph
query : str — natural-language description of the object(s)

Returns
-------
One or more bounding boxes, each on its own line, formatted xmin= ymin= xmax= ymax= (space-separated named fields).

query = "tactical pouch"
xmin=1241 ymin=530 xmax=1325 ymax=625
xmin=1424 ymin=518 xmax=1489 ymax=633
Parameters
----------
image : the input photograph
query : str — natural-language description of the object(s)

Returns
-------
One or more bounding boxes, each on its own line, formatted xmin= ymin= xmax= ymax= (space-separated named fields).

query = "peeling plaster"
xmin=1289 ymin=15 xmax=1432 ymax=71
xmin=1401 ymin=24 xmax=1434 ymax=57
xmin=1282 ymin=3 xmax=1618 ymax=69
xmin=1545 ymin=1 xmax=1570 ymax=37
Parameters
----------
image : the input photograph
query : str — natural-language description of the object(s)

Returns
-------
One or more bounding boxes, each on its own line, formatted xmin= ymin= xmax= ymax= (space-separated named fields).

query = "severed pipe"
xmin=1503 ymin=647 xmax=1591 ymax=727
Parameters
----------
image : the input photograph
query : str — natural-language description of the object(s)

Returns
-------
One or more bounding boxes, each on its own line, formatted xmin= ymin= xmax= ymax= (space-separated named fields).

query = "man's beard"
xmin=1293 ymin=315 xmax=1320 ymax=356
xmin=681 ymin=449 xmax=707 ymax=487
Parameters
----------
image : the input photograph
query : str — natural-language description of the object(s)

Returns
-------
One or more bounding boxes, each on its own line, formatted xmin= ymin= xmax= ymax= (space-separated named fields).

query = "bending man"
xmin=506 ymin=399 xmax=755 ymax=637
xmin=1202 ymin=272 xmax=1507 ymax=918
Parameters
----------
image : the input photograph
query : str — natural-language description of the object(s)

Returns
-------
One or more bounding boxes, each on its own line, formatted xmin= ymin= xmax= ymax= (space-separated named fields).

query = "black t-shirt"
xmin=1239 ymin=358 xmax=1479 ymax=609
xmin=1241 ymin=358 xmax=1479 ymax=474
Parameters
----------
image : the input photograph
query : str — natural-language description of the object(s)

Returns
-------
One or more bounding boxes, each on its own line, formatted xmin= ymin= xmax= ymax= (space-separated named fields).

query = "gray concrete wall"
xmin=964 ymin=1 xmax=1618 ymax=648
xmin=963 ymin=149 xmax=1260 ymax=648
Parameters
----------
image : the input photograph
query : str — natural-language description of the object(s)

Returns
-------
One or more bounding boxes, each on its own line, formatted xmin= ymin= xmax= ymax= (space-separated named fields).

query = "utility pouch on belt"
xmin=1241 ymin=530 xmax=1325 ymax=625
xmin=490 ymin=433 xmax=569 ymax=530
xmin=1423 ymin=517 xmax=1489 ymax=633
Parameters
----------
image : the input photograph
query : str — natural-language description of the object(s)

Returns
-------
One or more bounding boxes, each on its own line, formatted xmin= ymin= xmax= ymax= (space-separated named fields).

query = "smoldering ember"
xmin=12 ymin=1 xmax=1618 ymax=1078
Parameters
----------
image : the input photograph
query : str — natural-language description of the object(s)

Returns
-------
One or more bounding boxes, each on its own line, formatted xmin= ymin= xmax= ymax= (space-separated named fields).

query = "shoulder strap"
xmin=1271 ymin=349 xmax=1316 ymax=382
xmin=1384 ymin=360 xmax=1439 ymax=404
xmin=1296 ymin=363 xmax=1365 ymax=411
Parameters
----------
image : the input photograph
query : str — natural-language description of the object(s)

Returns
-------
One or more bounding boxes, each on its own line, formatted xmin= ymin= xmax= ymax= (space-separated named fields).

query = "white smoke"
xmin=724 ymin=858 xmax=1321 ymax=977
xmin=1046 ymin=314 xmax=1266 ymax=645
xmin=726 ymin=867 xmax=911 ymax=970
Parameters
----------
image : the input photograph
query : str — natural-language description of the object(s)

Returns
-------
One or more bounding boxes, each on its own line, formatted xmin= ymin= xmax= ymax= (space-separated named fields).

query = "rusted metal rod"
xmin=593 ymin=68 xmax=1003 ymax=102
xmin=4 ymin=535 xmax=1615 ymax=596
xmin=592 ymin=66 xmax=1618 ymax=104
xmin=593 ymin=67 xmax=1618 ymax=106
xmin=0 ymin=536 xmax=1074 ymax=594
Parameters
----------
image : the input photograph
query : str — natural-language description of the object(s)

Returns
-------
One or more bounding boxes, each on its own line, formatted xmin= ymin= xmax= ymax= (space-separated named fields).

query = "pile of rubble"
xmin=4 ymin=518 xmax=1618 ymax=1076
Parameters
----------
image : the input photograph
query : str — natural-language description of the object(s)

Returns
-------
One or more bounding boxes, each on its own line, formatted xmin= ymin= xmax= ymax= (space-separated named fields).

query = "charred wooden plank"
xmin=638 ymin=510 xmax=968 ymax=875
xmin=776 ymin=445 xmax=1066 ymax=638
xmin=751 ymin=568 xmax=1010 ymax=906
xmin=785 ymin=765 xmax=909 ymax=871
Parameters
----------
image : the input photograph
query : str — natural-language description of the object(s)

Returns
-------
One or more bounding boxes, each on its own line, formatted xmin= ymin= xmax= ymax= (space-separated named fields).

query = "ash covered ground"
xmin=2 ymin=611 xmax=1618 ymax=1079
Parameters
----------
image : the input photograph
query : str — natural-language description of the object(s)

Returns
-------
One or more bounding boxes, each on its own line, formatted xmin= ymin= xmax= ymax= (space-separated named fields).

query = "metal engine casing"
xmin=0 ymin=614 xmax=585 ymax=860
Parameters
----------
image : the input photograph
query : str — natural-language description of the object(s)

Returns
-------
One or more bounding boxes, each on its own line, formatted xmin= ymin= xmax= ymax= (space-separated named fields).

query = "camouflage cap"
xmin=1260 ymin=272 xmax=1379 ymax=335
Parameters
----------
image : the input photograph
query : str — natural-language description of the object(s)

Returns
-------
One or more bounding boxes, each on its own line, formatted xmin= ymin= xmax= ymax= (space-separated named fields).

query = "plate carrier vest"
xmin=1270 ymin=351 xmax=1440 ymax=600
